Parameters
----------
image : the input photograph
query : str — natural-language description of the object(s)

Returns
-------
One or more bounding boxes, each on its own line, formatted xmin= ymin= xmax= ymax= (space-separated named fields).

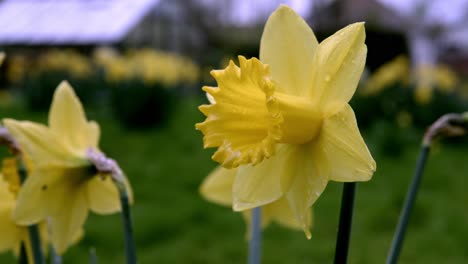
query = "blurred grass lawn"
xmin=0 ymin=96 xmax=467 ymax=263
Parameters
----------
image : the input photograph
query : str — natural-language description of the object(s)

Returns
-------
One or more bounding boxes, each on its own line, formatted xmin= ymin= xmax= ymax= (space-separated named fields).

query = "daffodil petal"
xmin=0 ymin=52 xmax=5 ymax=65
xmin=285 ymin=143 xmax=329 ymax=238
xmin=0 ymin=179 xmax=20 ymax=252
xmin=265 ymin=197 xmax=311 ymax=230
xmin=233 ymin=144 xmax=296 ymax=211
xmin=319 ymin=104 xmax=376 ymax=182
xmin=200 ymin=166 xmax=236 ymax=206
xmin=196 ymin=56 xmax=282 ymax=168
xmin=48 ymin=180 xmax=88 ymax=255
xmin=3 ymin=119 xmax=85 ymax=168
xmin=260 ymin=4 xmax=319 ymax=96
xmin=86 ymin=175 xmax=120 ymax=214
xmin=12 ymin=170 xmax=52 ymax=225
xmin=310 ymin=22 xmax=367 ymax=116
xmin=48 ymin=81 xmax=100 ymax=152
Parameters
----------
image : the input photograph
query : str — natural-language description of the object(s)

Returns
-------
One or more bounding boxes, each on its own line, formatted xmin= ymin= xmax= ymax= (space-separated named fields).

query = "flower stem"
xmin=386 ymin=146 xmax=430 ymax=264
xmin=18 ymin=242 xmax=27 ymax=264
xmin=86 ymin=149 xmax=137 ymax=264
xmin=334 ymin=182 xmax=356 ymax=264
xmin=50 ymin=245 xmax=62 ymax=264
xmin=18 ymin=160 xmax=45 ymax=264
xmin=248 ymin=207 xmax=262 ymax=264
xmin=89 ymin=248 xmax=98 ymax=264
xmin=115 ymin=181 xmax=137 ymax=264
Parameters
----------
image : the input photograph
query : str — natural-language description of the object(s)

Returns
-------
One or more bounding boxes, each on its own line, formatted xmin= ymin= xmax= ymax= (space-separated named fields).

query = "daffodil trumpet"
xmin=387 ymin=113 xmax=468 ymax=264
xmin=87 ymin=149 xmax=137 ymax=264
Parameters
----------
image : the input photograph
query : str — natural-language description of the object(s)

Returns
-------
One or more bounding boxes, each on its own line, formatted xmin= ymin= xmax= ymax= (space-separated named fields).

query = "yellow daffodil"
xmin=0 ymin=52 xmax=5 ymax=65
xmin=201 ymin=166 xmax=311 ymax=233
xmin=0 ymin=159 xmax=48 ymax=263
xmin=361 ymin=55 xmax=410 ymax=95
xmin=413 ymin=64 xmax=459 ymax=104
xmin=3 ymin=81 xmax=133 ymax=254
xmin=196 ymin=5 xmax=375 ymax=237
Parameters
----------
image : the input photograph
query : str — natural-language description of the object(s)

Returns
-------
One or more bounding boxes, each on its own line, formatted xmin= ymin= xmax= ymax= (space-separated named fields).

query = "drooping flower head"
xmin=197 ymin=5 xmax=376 ymax=237
xmin=3 ymin=81 xmax=133 ymax=254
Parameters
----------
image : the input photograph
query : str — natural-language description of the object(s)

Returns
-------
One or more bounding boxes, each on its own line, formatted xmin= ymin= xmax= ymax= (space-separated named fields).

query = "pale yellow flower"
xmin=196 ymin=5 xmax=375 ymax=237
xmin=361 ymin=55 xmax=410 ymax=95
xmin=201 ymin=166 xmax=311 ymax=233
xmin=3 ymin=81 xmax=132 ymax=254
xmin=0 ymin=159 xmax=48 ymax=263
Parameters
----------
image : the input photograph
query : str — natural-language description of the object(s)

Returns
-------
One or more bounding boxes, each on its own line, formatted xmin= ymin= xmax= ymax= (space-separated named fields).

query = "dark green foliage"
xmin=110 ymin=79 xmax=176 ymax=129
xmin=22 ymin=71 xmax=105 ymax=111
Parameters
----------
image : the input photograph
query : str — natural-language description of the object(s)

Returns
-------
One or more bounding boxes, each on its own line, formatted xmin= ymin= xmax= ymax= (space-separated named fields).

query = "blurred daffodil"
xmin=0 ymin=164 xmax=47 ymax=263
xmin=361 ymin=55 xmax=410 ymax=95
xmin=196 ymin=5 xmax=375 ymax=237
xmin=0 ymin=52 xmax=5 ymax=65
xmin=414 ymin=64 xmax=459 ymax=104
xmin=201 ymin=166 xmax=311 ymax=233
xmin=3 ymin=81 xmax=132 ymax=254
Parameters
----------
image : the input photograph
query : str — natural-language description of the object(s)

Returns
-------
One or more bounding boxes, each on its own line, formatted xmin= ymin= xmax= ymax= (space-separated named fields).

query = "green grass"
xmin=0 ymin=96 xmax=467 ymax=263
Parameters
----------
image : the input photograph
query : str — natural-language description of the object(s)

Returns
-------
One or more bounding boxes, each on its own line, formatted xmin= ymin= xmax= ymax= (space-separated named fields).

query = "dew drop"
xmin=325 ymin=75 xmax=331 ymax=82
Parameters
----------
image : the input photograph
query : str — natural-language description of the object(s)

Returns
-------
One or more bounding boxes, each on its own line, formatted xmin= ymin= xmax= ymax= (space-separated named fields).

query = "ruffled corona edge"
xmin=196 ymin=56 xmax=283 ymax=168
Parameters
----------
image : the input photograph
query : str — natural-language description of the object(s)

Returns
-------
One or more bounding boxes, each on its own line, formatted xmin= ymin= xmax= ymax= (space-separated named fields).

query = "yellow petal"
xmin=241 ymin=198 xmax=312 ymax=239
xmin=195 ymin=56 xmax=282 ymax=168
xmin=0 ymin=178 xmax=21 ymax=253
xmin=233 ymin=144 xmax=296 ymax=211
xmin=0 ymin=52 xmax=5 ymax=65
xmin=3 ymin=119 xmax=86 ymax=168
xmin=319 ymin=104 xmax=376 ymax=182
xmin=48 ymin=81 xmax=100 ymax=152
xmin=199 ymin=166 xmax=236 ymax=206
xmin=47 ymin=179 xmax=88 ymax=255
xmin=265 ymin=197 xmax=312 ymax=230
xmin=12 ymin=170 xmax=53 ymax=225
xmin=260 ymin=4 xmax=319 ymax=96
xmin=285 ymin=143 xmax=329 ymax=238
xmin=309 ymin=22 xmax=367 ymax=116
xmin=86 ymin=175 xmax=120 ymax=214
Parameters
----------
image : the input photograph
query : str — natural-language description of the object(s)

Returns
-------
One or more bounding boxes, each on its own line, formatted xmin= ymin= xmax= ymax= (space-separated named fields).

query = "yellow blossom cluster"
xmin=361 ymin=55 xmax=410 ymax=95
xmin=361 ymin=55 xmax=461 ymax=104
xmin=94 ymin=47 xmax=200 ymax=86
xmin=36 ymin=49 xmax=93 ymax=79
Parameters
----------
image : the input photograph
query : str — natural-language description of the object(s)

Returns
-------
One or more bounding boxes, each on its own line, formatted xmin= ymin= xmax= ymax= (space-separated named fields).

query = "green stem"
xmin=89 ymin=248 xmax=98 ymax=264
xmin=334 ymin=182 xmax=356 ymax=264
xmin=18 ymin=242 xmax=28 ymax=264
xmin=386 ymin=146 xmax=430 ymax=264
xmin=115 ymin=181 xmax=137 ymax=264
xmin=248 ymin=207 xmax=262 ymax=264
xmin=18 ymin=160 xmax=45 ymax=264
xmin=49 ymin=245 xmax=62 ymax=264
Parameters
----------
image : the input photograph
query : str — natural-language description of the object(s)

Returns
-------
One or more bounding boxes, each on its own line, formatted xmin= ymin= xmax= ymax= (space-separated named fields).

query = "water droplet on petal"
xmin=325 ymin=75 xmax=331 ymax=82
